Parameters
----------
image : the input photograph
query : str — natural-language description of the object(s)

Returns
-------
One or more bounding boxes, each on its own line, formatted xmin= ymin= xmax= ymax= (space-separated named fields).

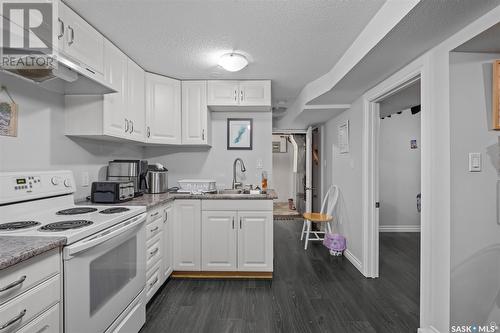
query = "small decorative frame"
xmin=227 ymin=118 xmax=253 ymax=150
xmin=339 ymin=120 xmax=349 ymax=154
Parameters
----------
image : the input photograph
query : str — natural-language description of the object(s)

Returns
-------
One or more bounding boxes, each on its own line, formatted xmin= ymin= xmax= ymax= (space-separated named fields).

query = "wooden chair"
xmin=301 ymin=185 xmax=339 ymax=250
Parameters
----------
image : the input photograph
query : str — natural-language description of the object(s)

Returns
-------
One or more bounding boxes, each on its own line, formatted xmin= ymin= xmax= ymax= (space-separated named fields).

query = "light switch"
xmin=468 ymin=153 xmax=481 ymax=172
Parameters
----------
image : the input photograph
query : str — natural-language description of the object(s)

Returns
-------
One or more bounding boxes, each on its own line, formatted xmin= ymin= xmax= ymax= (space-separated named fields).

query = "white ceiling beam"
xmin=276 ymin=0 xmax=421 ymax=129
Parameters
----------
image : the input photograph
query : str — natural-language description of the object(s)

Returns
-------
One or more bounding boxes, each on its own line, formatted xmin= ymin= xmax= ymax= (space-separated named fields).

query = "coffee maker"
xmin=107 ymin=160 xmax=148 ymax=196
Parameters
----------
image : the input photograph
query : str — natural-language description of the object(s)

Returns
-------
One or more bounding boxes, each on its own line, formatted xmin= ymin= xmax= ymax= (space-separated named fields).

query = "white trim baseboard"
xmin=418 ymin=326 xmax=441 ymax=333
xmin=344 ymin=249 xmax=363 ymax=274
xmin=379 ymin=225 xmax=421 ymax=232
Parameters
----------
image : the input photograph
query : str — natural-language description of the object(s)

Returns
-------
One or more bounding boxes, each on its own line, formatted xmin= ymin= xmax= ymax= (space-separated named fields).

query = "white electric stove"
xmin=0 ymin=170 xmax=147 ymax=333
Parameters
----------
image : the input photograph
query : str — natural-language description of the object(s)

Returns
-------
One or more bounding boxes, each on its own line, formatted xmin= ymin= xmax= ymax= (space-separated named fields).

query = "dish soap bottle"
xmin=261 ymin=171 xmax=268 ymax=192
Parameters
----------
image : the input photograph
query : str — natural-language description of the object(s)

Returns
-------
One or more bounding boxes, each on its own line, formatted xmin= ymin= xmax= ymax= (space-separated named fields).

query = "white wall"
xmin=379 ymin=110 xmax=421 ymax=228
xmin=143 ymin=112 xmax=272 ymax=190
xmin=272 ymin=135 xmax=294 ymax=201
xmin=449 ymin=52 xmax=500 ymax=325
xmin=323 ymin=98 xmax=364 ymax=264
xmin=0 ymin=72 xmax=144 ymax=200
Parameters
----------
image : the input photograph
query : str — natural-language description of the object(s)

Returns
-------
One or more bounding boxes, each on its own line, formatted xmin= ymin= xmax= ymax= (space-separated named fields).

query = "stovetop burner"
xmin=56 ymin=207 xmax=98 ymax=215
xmin=99 ymin=207 xmax=130 ymax=214
xmin=39 ymin=220 xmax=93 ymax=231
xmin=0 ymin=221 xmax=41 ymax=231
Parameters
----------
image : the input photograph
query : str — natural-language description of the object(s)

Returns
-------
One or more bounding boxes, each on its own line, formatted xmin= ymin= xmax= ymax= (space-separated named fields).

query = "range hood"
xmin=2 ymin=55 xmax=116 ymax=95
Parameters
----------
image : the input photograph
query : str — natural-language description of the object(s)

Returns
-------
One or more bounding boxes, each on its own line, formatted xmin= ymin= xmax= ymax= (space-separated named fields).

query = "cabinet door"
xmin=59 ymin=1 xmax=104 ymax=76
xmin=207 ymin=80 xmax=239 ymax=106
xmin=103 ymin=40 xmax=128 ymax=138
xmin=237 ymin=211 xmax=273 ymax=272
xmin=127 ymin=60 xmax=146 ymax=141
xmin=239 ymin=81 xmax=271 ymax=107
xmin=162 ymin=204 xmax=174 ymax=281
xmin=145 ymin=73 xmax=181 ymax=144
xmin=181 ymin=81 xmax=208 ymax=145
xmin=173 ymin=200 xmax=201 ymax=271
xmin=201 ymin=211 xmax=237 ymax=271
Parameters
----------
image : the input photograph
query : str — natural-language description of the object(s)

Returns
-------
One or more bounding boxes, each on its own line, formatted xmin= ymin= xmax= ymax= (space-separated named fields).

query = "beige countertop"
xmin=79 ymin=189 xmax=277 ymax=209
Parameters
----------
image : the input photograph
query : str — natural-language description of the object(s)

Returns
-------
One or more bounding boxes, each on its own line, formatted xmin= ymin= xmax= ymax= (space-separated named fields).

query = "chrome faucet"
xmin=232 ymin=158 xmax=247 ymax=189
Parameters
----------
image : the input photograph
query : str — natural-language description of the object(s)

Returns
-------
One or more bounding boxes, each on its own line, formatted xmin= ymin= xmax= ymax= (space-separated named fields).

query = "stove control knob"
xmin=51 ymin=177 xmax=60 ymax=185
xmin=64 ymin=179 xmax=72 ymax=188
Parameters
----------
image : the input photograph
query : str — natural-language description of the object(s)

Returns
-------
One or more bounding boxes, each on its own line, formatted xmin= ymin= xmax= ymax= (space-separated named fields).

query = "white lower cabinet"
xmin=162 ymin=203 xmax=174 ymax=281
xmin=198 ymin=200 xmax=274 ymax=272
xmin=237 ymin=211 xmax=273 ymax=272
xmin=0 ymin=249 xmax=61 ymax=333
xmin=173 ymin=200 xmax=202 ymax=271
xmin=144 ymin=202 xmax=174 ymax=303
xmin=201 ymin=211 xmax=237 ymax=271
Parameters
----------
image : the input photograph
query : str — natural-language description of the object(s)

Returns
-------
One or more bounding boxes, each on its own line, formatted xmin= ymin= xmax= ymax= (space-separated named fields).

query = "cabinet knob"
xmin=240 ymin=90 xmax=243 ymax=102
xmin=124 ymin=118 xmax=129 ymax=132
xmin=234 ymin=89 xmax=237 ymax=102
xmin=68 ymin=26 xmax=75 ymax=45
xmin=130 ymin=121 xmax=134 ymax=134
xmin=202 ymin=129 xmax=205 ymax=141
xmin=147 ymin=126 xmax=151 ymax=138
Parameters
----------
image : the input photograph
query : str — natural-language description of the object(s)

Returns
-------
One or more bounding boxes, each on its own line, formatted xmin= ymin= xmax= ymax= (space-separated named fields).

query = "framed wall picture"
xmin=227 ymin=118 xmax=253 ymax=150
xmin=339 ymin=120 xmax=349 ymax=154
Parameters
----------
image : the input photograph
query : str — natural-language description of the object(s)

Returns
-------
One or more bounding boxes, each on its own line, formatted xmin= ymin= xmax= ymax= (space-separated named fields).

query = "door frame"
xmin=361 ymin=56 xmax=431 ymax=328
xmin=272 ymin=129 xmax=312 ymax=212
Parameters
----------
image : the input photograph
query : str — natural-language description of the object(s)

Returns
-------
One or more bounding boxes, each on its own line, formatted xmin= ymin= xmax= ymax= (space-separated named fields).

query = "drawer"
xmin=201 ymin=200 xmax=273 ymax=211
xmin=0 ymin=275 xmax=60 ymax=333
xmin=16 ymin=303 xmax=59 ymax=333
xmin=146 ymin=218 xmax=162 ymax=240
xmin=146 ymin=261 xmax=161 ymax=301
xmin=0 ymin=249 xmax=59 ymax=306
xmin=147 ymin=208 xmax=163 ymax=223
xmin=146 ymin=233 xmax=162 ymax=270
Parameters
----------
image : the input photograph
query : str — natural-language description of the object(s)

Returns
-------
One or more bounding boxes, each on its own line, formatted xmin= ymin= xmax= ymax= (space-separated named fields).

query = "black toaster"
xmin=91 ymin=181 xmax=135 ymax=203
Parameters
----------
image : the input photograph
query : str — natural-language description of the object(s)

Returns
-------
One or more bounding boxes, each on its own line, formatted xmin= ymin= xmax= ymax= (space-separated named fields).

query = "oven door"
xmin=63 ymin=213 xmax=146 ymax=333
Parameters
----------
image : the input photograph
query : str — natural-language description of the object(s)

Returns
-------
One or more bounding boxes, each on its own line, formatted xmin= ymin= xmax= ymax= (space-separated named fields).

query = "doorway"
xmin=377 ymin=79 xmax=422 ymax=329
xmin=272 ymin=131 xmax=307 ymax=219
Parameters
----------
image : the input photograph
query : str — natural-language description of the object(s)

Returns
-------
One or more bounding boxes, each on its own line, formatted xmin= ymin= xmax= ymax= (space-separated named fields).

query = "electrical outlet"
xmin=81 ymin=172 xmax=90 ymax=187
xmin=256 ymin=159 xmax=263 ymax=169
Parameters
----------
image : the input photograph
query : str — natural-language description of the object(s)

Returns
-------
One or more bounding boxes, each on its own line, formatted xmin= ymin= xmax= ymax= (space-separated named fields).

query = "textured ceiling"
xmin=308 ymin=0 xmax=500 ymax=105
xmin=379 ymin=80 xmax=420 ymax=118
xmin=454 ymin=21 xmax=500 ymax=53
xmin=63 ymin=0 xmax=385 ymax=107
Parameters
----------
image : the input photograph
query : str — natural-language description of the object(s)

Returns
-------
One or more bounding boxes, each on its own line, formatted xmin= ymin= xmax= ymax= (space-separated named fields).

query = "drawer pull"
xmin=0 ymin=275 xmax=26 ymax=292
xmin=1 ymin=309 xmax=26 ymax=329
xmin=149 ymin=277 xmax=158 ymax=289
xmin=150 ymin=226 xmax=159 ymax=233
xmin=150 ymin=212 xmax=159 ymax=218
xmin=150 ymin=248 xmax=159 ymax=256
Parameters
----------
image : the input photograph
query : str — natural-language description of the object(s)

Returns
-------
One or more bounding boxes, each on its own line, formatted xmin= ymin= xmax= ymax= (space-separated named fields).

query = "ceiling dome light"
xmin=218 ymin=53 xmax=248 ymax=72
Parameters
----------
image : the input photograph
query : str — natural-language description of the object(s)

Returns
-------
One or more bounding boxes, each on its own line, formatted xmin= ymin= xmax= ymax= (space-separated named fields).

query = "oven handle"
xmin=64 ymin=213 xmax=146 ymax=259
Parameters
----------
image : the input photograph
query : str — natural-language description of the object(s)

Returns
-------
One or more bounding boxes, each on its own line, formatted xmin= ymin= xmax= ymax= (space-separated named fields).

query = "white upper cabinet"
xmin=207 ymin=81 xmax=239 ymax=106
xmin=102 ymin=40 xmax=128 ymax=138
xmin=127 ymin=59 xmax=145 ymax=141
xmin=58 ymin=1 xmax=104 ymax=78
xmin=239 ymin=81 xmax=271 ymax=107
xmin=145 ymin=73 xmax=181 ymax=144
xmin=182 ymin=81 xmax=210 ymax=145
xmin=207 ymin=80 xmax=271 ymax=111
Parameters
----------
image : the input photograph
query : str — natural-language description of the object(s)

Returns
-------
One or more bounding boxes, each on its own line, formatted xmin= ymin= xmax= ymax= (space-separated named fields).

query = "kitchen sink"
xmin=217 ymin=189 xmax=261 ymax=195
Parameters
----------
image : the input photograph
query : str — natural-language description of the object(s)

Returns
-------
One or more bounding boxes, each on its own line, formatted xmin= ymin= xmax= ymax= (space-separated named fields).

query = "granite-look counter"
xmin=80 ymin=189 xmax=277 ymax=210
xmin=0 ymin=236 xmax=66 ymax=270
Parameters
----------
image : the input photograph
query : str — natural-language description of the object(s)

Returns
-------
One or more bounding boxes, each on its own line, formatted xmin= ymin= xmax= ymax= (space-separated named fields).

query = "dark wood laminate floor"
xmin=141 ymin=221 xmax=420 ymax=333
